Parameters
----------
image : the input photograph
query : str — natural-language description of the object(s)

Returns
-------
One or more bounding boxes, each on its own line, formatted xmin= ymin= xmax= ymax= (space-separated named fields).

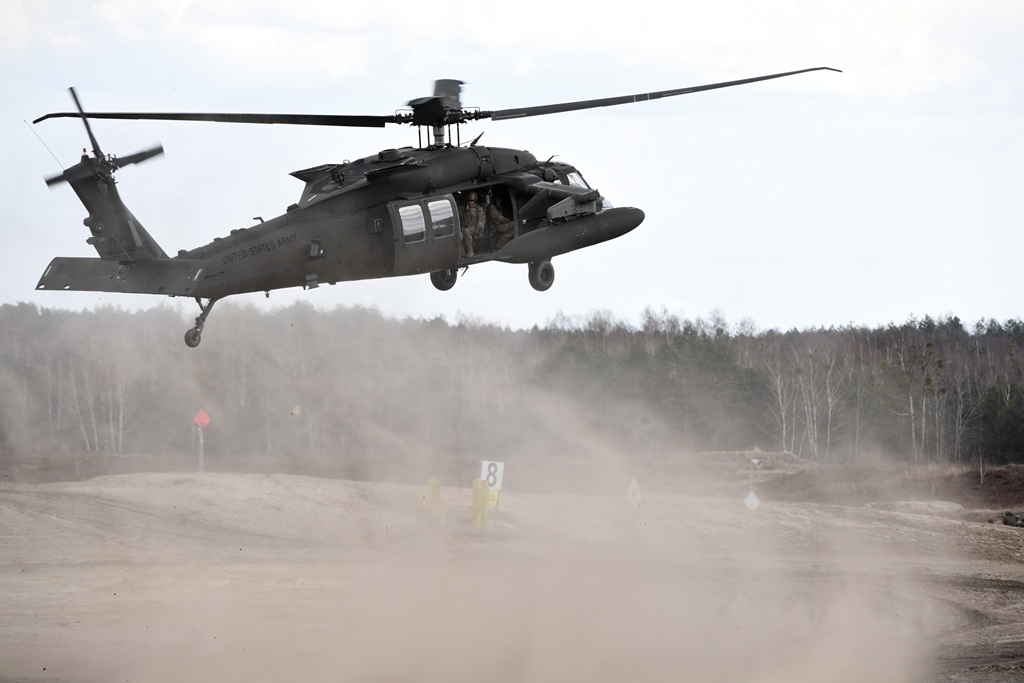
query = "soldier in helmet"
xmin=487 ymin=195 xmax=514 ymax=249
xmin=461 ymin=191 xmax=486 ymax=258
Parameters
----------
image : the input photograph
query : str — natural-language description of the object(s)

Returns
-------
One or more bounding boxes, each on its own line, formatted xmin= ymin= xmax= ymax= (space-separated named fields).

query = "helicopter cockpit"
xmin=529 ymin=162 xmax=610 ymax=208
xmin=529 ymin=161 xmax=589 ymax=187
xmin=566 ymin=171 xmax=589 ymax=189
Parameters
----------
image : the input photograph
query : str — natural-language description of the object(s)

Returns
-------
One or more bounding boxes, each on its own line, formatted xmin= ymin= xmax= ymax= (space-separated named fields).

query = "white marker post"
xmin=194 ymin=409 xmax=210 ymax=473
xmin=745 ymin=458 xmax=761 ymax=550
xmin=627 ymin=477 xmax=643 ymax=505
xmin=480 ymin=461 xmax=504 ymax=511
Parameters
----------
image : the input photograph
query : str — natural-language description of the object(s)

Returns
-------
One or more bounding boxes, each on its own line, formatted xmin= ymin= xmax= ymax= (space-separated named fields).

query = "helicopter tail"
xmin=34 ymin=89 xmax=213 ymax=296
xmin=41 ymin=87 xmax=168 ymax=262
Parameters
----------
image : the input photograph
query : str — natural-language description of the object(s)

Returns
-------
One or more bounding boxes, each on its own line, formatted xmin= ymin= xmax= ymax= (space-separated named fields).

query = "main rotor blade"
xmin=68 ymin=87 xmax=103 ymax=157
xmin=34 ymin=111 xmax=398 ymax=128
xmin=484 ymin=67 xmax=841 ymax=121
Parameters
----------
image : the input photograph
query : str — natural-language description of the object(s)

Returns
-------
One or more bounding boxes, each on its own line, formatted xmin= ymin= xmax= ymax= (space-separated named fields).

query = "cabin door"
xmin=389 ymin=197 xmax=460 ymax=275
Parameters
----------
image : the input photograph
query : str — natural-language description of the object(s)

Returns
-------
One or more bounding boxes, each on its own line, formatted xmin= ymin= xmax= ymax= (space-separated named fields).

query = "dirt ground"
xmin=2 ymin=458 xmax=1024 ymax=682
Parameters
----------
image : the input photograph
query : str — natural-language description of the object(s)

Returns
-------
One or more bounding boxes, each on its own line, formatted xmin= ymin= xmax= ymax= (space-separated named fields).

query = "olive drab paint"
xmin=33 ymin=69 xmax=838 ymax=347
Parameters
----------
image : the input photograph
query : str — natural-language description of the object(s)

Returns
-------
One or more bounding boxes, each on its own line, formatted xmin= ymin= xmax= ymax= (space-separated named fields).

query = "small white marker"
xmin=626 ymin=477 xmax=642 ymax=503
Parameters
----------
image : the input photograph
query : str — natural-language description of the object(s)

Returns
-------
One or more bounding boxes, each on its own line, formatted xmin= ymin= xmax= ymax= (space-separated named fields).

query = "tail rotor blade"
xmin=44 ymin=171 xmax=68 ymax=187
xmin=45 ymin=166 xmax=94 ymax=187
xmin=68 ymin=87 xmax=103 ymax=158
xmin=114 ymin=144 xmax=164 ymax=169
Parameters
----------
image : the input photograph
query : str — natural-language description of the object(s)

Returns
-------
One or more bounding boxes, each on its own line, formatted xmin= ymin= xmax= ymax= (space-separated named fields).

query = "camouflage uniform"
xmin=487 ymin=202 xmax=514 ymax=250
xmin=461 ymin=193 xmax=486 ymax=257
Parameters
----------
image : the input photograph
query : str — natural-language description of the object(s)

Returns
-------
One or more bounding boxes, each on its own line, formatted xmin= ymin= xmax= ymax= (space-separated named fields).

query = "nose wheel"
xmin=184 ymin=298 xmax=218 ymax=348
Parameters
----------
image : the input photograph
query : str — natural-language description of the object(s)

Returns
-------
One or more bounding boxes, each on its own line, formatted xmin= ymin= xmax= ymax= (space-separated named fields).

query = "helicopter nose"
xmin=612 ymin=207 xmax=645 ymax=237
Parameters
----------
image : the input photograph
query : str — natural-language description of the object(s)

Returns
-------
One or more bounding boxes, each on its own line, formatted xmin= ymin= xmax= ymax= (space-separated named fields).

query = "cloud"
xmin=92 ymin=0 xmax=193 ymax=41
xmin=0 ymin=1 xmax=92 ymax=52
xmin=9 ymin=0 xmax=1020 ymax=97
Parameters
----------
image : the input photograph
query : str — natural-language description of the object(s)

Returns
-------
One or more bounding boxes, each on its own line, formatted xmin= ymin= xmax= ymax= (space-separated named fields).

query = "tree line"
xmin=2 ymin=302 xmax=1022 ymax=480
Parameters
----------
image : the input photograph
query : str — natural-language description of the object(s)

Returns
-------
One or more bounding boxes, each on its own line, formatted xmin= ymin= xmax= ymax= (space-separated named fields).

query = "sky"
xmin=3 ymin=0 xmax=1022 ymax=334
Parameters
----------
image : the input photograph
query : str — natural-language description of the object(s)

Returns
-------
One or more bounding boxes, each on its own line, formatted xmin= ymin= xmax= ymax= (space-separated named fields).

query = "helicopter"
xmin=33 ymin=67 xmax=839 ymax=347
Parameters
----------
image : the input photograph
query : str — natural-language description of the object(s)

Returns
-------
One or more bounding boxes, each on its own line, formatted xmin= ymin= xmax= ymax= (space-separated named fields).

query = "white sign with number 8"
xmin=480 ymin=461 xmax=504 ymax=491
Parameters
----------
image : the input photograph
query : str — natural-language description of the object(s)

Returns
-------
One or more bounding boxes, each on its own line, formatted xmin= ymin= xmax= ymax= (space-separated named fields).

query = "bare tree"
xmin=758 ymin=337 xmax=798 ymax=453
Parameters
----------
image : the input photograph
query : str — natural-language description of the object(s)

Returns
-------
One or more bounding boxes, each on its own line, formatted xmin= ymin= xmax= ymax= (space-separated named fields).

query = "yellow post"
xmin=472 ymin=478 xmax=489 ymax=528
xmin=426 ymin=478 xmax=442 ymax=526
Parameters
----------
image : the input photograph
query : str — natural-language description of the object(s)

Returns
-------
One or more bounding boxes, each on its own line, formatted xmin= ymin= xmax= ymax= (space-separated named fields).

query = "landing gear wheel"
xmin=184 ymin=328 xmax=202 ymax=348
xmin=430 ymin=268 xmax=459 ymax=291
xmin=183 ymin=297 xmax=219 ymax=348
xmin=528 ymin=260 xmax=555 ymax=292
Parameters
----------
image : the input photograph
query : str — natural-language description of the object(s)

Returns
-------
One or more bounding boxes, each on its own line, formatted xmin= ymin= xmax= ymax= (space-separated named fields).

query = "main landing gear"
xmin=430 ymin=261 xmax=555 ymax=293
xmin=184 ymin=297 xmax=218 ymax=348
xmin=528 ymin=260 xmax=555 ymax=291
xmin=430 ymin=267 xmax=459 ymax=291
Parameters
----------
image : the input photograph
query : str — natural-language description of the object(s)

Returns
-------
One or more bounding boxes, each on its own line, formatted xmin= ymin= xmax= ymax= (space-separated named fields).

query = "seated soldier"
xmin=487 ymin=195 xmax=515 ymax=249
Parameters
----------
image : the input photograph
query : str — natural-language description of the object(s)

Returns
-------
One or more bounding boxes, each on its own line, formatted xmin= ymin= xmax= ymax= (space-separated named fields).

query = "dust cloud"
xmin=1 ymin=304 xmax=1018 ymax=681
xmin=1 ymin=468 xmax=955 ymax=683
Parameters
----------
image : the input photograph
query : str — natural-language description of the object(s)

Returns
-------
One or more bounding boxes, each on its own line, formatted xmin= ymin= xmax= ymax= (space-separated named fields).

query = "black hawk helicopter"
xmin=34 ymin=67 xmax=839 ymax=347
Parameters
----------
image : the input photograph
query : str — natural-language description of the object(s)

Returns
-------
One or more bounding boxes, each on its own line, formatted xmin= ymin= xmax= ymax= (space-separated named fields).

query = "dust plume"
xmin=1 ymin=465 xmax=955 ymax=683
xmin=1 ymin=303 xmax=1017 ymax=681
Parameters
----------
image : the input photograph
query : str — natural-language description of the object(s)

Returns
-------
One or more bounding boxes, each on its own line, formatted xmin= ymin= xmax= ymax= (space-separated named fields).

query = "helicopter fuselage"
xmin=177 ymin=144 xmax=644 ymax=298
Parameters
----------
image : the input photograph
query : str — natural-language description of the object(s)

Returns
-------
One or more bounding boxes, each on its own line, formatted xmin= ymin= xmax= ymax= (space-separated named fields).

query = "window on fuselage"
xmin=567 ymin=171 xmax=590 ymax=189
xmin=399 ymin=205 xmax=426 ymax=243
xmin=428 ymin=199 xmax=455 ymax=238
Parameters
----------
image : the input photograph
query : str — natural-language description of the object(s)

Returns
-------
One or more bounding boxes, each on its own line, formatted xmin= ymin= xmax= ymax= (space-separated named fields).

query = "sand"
xmin=2 ymin=472 xmax=1023 ymax=682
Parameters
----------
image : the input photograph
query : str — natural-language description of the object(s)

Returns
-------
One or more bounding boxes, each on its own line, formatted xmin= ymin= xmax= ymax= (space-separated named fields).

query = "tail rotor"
xmin=44 ymin=87 xmax=164 ymax=187
xmin=68 ymin=87 xmax=104 ymax=159
xmin=39 ymin=87 xmax=168 ymax=261
xmin=112 ymin=144 xmax=164 ymax=169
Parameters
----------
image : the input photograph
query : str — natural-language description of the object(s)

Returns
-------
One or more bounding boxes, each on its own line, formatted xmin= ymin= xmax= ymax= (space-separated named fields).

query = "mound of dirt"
xmin=865 ymin=500 xmax=965 ymax=516
xmin=758 ymin=463 xmax=1024 ymax=511
xmin=7 ymin=451 xmax=1024 ymax=514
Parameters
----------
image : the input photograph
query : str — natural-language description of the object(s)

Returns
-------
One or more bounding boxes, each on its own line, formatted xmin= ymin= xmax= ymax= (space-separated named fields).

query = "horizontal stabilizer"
xmin=36 ymin=257 xmax=211 ymax=296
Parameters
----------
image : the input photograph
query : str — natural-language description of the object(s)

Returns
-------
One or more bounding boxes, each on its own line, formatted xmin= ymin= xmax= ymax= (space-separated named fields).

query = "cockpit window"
xmin=543 ymin=168 xmax=564 ymax=184
xmin=567 ymin=172 xmax=590 ymax=189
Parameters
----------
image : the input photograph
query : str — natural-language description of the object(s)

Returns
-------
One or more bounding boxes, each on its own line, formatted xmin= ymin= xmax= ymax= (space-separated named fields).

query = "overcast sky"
xmin=3 ymin=0 xmax=1022 ymax=334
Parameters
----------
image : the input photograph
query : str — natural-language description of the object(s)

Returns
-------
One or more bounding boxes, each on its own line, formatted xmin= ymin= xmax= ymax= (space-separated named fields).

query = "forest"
xmin=2 ymin=302 xmax=1023 ymax=483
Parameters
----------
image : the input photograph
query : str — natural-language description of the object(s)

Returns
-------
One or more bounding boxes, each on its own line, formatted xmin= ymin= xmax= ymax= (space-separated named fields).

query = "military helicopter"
xmin=33 ymin=67 xmax=839 ymax=347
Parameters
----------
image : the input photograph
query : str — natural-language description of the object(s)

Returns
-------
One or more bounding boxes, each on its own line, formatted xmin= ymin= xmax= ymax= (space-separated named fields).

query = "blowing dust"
xmin=0 ymin=468 xmax=939 ymax=683
xmin=0 ymin=306 xmax=979 ymax=681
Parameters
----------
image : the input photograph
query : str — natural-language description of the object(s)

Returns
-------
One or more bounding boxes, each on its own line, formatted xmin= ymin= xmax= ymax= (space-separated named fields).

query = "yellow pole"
xmin=426 ymin=478 xmax=442 ymax=526
xmin=472 ymin=478 xmax=489 ymax=528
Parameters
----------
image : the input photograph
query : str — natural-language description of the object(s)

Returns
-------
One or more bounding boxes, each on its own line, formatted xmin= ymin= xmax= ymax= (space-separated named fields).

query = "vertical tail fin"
xmin=42 ymin=88 xmax=167 ymax=262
